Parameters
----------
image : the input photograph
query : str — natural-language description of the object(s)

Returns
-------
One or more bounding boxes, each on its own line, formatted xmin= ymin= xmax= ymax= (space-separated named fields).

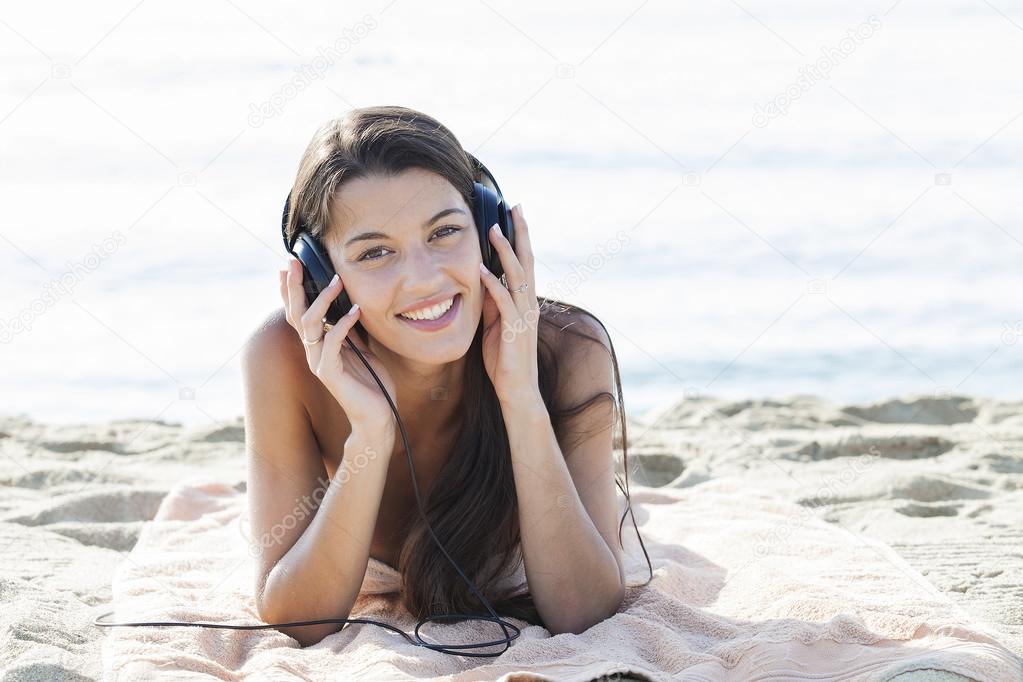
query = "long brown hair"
xmin=283 ymin=105 xmax=650 ymax=627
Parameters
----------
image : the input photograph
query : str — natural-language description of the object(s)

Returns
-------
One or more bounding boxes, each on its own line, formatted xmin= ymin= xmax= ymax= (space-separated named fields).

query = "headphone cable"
xmin=94 ymin=338 xmax=522 ymax=657
xmin=94 ymin=328 xmax=653 ymax=656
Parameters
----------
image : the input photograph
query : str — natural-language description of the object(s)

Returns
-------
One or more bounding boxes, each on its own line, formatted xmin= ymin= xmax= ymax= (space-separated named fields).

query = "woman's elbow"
xmin=258 ymin=605 xmax=345 ymax=647
xmin=256 ymin=593 xmax=342 ymax=647
xmin=549 ymin=584 xmax=625 ymax=635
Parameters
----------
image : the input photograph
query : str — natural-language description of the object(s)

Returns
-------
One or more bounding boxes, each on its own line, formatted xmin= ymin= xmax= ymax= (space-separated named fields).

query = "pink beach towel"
xmin=98 ymin=477 xmax=1021 ymax=681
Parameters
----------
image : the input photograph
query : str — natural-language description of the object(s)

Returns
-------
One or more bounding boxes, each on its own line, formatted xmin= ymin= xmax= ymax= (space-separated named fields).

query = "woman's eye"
xmin=433 ymin=226 xmax=462 ymax=240
xmin=357 ymin=246 xmax=390 ymax=262
xmin=356 ymin=226 xmax=462 ymax=262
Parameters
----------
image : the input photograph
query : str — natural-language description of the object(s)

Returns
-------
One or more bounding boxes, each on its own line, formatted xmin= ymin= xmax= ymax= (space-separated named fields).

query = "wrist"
xmin=498 ymin=390 xmax=548 ymax=419
xmin=346 ymin=426 xmax=395 ymax=458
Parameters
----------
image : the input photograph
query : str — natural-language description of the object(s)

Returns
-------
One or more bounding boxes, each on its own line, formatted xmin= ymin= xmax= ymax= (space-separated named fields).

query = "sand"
xmin=1 ymin=392 xmax=1021 ymax=680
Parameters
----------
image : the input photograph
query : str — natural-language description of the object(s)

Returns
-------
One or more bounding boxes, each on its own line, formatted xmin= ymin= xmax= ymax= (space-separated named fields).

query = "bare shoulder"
xmin=241 ymin=307 xmax=321 ymax=411
xmin=244 ymin=307 xmax=302 ymax=364
xmin=241 ymin=307 xmax=352 ymax=451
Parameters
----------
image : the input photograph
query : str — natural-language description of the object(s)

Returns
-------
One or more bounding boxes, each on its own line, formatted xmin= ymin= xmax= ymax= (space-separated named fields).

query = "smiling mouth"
xmin=396 ymin=293 xmax=461 ymax=330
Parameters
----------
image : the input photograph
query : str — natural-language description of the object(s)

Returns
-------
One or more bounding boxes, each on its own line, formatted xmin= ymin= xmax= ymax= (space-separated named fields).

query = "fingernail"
xmin=330 ymin=273 xmax=339 ymax=286
xmin=479 ymin=262 xmax=489 ymax=273
xmin=491 ymin=224 xmax=499 ymax=234
xmin=350 ymin=303 xmax=360 ymax=315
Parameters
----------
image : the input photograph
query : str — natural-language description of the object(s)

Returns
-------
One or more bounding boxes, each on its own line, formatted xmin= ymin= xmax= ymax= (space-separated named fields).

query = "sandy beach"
xmin=1 ymin=391 xmax=1020 ymax=679
xmin=3 ymin=0 xmax=1021 ymax=677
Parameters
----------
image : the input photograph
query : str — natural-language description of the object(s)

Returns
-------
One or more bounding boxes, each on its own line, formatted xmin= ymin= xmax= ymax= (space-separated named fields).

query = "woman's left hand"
xmin=479 ymin=204 xmax=541 ymax=407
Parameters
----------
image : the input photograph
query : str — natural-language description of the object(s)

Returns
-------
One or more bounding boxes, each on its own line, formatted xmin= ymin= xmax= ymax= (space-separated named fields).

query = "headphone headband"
xmin=281 ymin=151 xmax=505 ymax=252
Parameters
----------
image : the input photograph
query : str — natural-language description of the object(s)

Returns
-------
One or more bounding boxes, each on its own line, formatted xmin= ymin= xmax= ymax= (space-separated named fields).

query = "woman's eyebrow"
xmin=344 ymin=207 xmax=467 ymax=248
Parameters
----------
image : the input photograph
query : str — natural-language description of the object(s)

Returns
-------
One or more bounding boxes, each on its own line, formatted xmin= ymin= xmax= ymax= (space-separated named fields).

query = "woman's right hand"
xmin=280 ymin=257 xmax=397 ymax=438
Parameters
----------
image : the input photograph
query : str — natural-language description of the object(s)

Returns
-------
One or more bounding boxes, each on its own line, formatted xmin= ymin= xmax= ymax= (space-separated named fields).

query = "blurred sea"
xmin=1 ymin=1 xmax=1021 ymax=426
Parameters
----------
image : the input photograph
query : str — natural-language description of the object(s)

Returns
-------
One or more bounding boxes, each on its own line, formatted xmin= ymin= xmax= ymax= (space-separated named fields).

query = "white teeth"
xmin=399 ymin=296 xmax=454 ymax=321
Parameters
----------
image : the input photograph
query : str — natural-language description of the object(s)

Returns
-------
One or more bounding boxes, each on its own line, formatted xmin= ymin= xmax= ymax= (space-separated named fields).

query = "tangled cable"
xmin=94 ymin=333 xmax=651 ymax=656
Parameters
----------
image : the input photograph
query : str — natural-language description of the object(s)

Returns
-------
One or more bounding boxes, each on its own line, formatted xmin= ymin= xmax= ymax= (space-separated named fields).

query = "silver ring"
xmin=303 ymin=334 xmax=323 ymax=346
xmin=500 ymin=273 xmax=529 ymax=293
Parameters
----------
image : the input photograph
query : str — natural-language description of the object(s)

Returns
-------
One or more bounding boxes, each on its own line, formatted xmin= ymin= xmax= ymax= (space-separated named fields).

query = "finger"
xmin=480 ymin=279 xmax=500 ymax=329
xmin=285 ymin=257 xmax=309 ymax=327
xmin=285 ymin=259 xmax=334 ymax=343
xmin=281 ymin=263 xmax=324 ymax=366
xmin=488 ymin=224 xmax=528 ymax=294
xmin=510 ymin=205 xmax=533 ymax=274
xmin=302 ymin=272 xmax=344 ymax=332
xmin=319 ymin=304 xmax=361 ymax=373
xmin=511 ymin=205 xmax=536 ymax=300
xmin=479 ymin=262 xmax=521 ymax=327
xmin=489 ymin=225 xmax=531 ymax=314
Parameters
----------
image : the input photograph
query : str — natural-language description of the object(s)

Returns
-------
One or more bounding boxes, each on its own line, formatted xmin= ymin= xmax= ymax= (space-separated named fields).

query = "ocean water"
xmin=1 ymin=1 xmax=1020 ymax=427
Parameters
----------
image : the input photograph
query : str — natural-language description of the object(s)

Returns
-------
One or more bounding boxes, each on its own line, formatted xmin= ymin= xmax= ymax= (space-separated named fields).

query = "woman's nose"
xmin=403 ymin=248 xmax=445 ymax=288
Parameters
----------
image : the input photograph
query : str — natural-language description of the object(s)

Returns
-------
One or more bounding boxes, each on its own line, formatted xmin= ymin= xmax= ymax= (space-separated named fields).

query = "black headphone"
xmin=281 ymin=153 xmax=515 ymax=328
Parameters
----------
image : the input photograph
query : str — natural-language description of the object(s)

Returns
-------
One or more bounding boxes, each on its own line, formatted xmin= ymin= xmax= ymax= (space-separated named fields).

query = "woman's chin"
xmin=382 ymin=323 xmax=474 ymax=364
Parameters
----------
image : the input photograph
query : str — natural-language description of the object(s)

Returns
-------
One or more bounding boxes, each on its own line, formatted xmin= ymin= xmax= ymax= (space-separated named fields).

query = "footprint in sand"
xmin=45 ymin=521 xmax=146 ymax=552
xmin=627 ymin=452 xmax=686 ymax=487
xmin=186 ymin=423 xmax=245 ymax=443
xmin=797 ymin=472 xmax=991 ymax=507
xmin=894 ymin=502 xmax=961 ymax=517
xmin=839 ymin=395 xmax=978 ymax=425
xmin=2 ymin=488 xmax=168 ymax=526
xmin=979 ymin=452 xmax=1023 ymax=474
xmin=1 ymin=467 xmax=135 ymax=490
xmin=792 ymin=433 xmax=956 ymax=461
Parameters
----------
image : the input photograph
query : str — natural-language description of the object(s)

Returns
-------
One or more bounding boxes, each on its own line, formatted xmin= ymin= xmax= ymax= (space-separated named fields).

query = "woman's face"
xmin=326 ymin=167 xmax=484 ymax=366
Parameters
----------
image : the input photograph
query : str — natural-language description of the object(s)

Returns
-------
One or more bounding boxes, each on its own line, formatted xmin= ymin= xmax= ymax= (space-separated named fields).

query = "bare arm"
xmin=256 ymin=433 xmax=393 ymax=646
xmin=502 ymin=397 xmax=624 ymax=635
xmin=242 ymin=315 xmax=395 ymax=647
xmin=502 ymin=319 xmax=627 ymax=635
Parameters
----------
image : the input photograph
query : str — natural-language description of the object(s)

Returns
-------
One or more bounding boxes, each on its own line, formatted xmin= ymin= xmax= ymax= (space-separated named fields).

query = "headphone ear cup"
xmin=472 ymin=181 xmax=514 ymax=279
xmin=293 ymin=233 xmax=352 ymax=326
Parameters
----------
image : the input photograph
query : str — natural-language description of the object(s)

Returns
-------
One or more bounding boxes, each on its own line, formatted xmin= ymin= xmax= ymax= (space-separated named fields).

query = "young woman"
xmin=242 ymin=106 xmax=644 ymax=647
